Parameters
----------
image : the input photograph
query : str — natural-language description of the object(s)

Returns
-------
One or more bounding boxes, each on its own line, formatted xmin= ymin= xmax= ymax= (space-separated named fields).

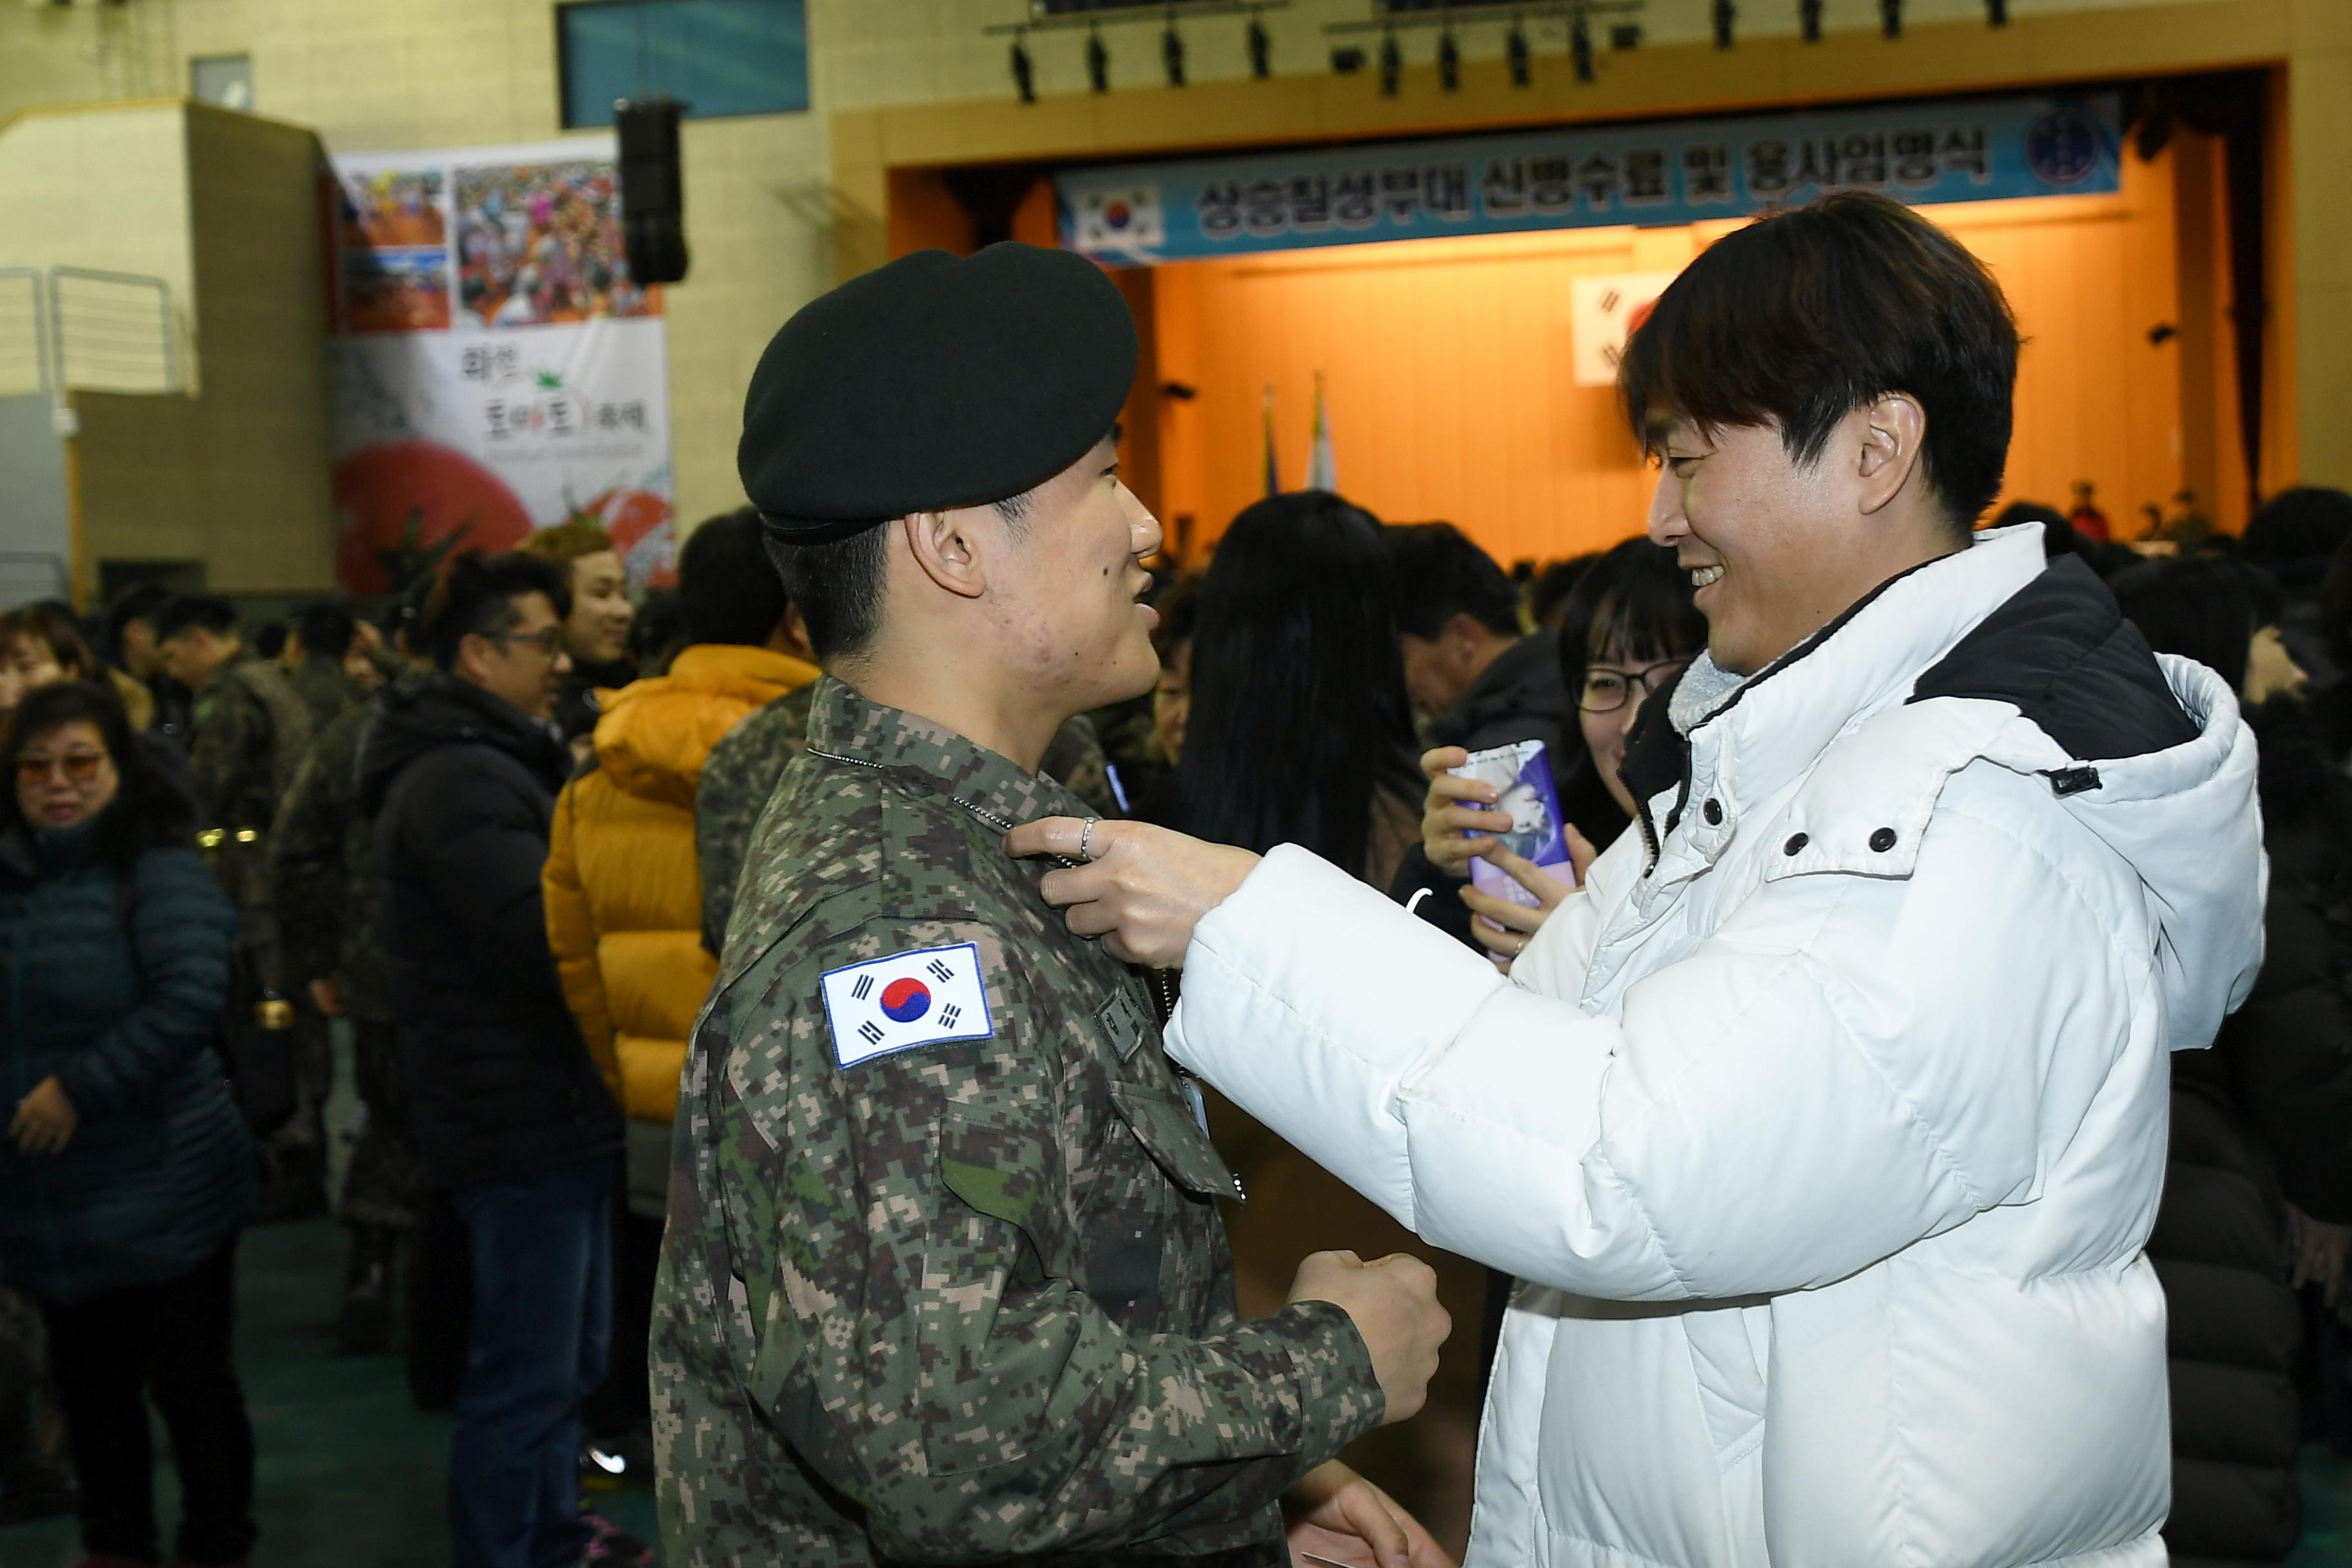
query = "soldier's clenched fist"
xmin=1288 ymin=1250 xmax=1451 ymax=1426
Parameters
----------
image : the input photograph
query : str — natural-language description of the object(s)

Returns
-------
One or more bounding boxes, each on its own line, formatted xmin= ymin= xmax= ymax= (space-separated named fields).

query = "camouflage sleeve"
xmin=694 ymin=694 xmax=808 ymax=956
xmin=266 ymin=734 xmax=348 ymax=990
xmin=712 ymin=915 xmax=1382 ymax=1561
xmin=186 ymin=682 xmax=259 ymax=829
xmin=1040 ymin=712 xmax=1117 ymax=817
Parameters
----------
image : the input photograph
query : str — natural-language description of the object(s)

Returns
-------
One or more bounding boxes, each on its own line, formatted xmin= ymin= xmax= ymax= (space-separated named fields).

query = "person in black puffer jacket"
xmin=1382 ymin=522 xmax=1573 ymax=952
xmin=0 ymin=678 xmax=257 ymax=1568
xmin=2116 ymin=557 xmax=2352 ymax=1568
xmin=357 ymin=552 xmax=629 ymax=1568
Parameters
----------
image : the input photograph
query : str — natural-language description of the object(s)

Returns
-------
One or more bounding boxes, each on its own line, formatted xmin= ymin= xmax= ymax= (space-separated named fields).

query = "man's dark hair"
xmin=152 ymin=594 xmax=240 ymax=642
xmin=1384 ymin=522 xmax=1521 ymax=640
xmin=768 ymin=528 xmax=888 ymax=664
xmin=104 ymin=582 xmax=173 ymax=665
xmin=2244 ymin=486 xmax=2352 ymax=568
xmin=0 ymin=680 xmax=194 ymax=876
xmin=292 ymin=602 xmax=357 ymax=662
xmin=2111 ymin=557 xmax=2256 ymax=696
xmin=424 ymin=551 xmax=573 ymax=672
xmin=682 ymin=507 xmax=791 ymax=648
xmin=630 ymin=589 xmax=687 ymax=672
xmin=1618 ymin=190 xmax=2019 ymax=537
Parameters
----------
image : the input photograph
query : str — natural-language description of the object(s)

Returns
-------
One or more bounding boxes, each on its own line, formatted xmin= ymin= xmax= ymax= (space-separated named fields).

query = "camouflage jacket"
xmin=190 ymin=653 xmax=314 ymax=910
xmin=285 ymin=656 xmax=368 ymax=734
xmin=268 ymin=690 xmax=395 ymax=1022
xmin=651 ymin=678 xmax=1382 ymax=1567
xmin=696 ymin=685 xmax=1115 ymax=956
xmin=188 ymin=653 xmax=313 ymax=835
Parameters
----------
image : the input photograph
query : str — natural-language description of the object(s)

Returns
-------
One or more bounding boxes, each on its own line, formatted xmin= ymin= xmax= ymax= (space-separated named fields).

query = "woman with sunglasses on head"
xmin=0 ymin=680 xmax=259 ymax=1568
xmin=1416 ymin=537 xmax=1706 ymax=964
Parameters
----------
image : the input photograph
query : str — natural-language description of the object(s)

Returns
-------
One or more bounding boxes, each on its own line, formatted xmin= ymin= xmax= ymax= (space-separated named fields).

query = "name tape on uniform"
xmin=820 ymin=942 xmax=995 ymax=1068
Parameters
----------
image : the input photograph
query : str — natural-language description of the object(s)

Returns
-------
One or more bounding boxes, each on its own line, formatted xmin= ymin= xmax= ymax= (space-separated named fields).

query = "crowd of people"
xmin=1 ymin=214 xmax=2350 ymax=1568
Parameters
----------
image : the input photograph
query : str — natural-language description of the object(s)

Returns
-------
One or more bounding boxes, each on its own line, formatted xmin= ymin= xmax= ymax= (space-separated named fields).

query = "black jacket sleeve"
xmin=2221 ymin=877 xmax=2352 ymax=1223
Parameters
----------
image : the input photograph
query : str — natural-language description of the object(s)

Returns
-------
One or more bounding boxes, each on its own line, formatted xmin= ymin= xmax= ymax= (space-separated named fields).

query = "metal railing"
xmin=0 ymin=264 xmax=180 ymax=398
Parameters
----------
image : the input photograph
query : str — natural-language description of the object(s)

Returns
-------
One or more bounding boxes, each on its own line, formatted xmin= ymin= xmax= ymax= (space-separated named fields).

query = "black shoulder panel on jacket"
xmin=1910 ymin=556 xmax=2200 ymax=763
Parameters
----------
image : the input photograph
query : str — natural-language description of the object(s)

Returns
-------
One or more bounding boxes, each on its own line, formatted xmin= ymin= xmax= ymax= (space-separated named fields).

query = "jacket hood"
xmin=1431 ymin=633 xmax=1569 ymax=751
xmin=1910 ymin=545 xmax=2266 ymax=1055
xmin=591 ymin=644 xmax=817 ymax=810
xmin=357 ymin=673 xmax=573 ymax=817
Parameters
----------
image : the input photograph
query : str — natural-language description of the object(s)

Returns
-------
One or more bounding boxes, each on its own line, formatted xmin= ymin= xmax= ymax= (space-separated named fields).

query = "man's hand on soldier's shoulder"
xmin=1006 ymin=818 xmax=1258 ymax=969
xmin=1286 ymin=1250 xmax=1449 ymax=1427
xmin=1284 ymin=1459 xmax=1456 ymax=1568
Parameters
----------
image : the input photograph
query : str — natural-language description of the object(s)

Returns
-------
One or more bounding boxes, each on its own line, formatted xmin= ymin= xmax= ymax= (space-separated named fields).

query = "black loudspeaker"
xmin=616 ymin=97 xmax=689 ymax=286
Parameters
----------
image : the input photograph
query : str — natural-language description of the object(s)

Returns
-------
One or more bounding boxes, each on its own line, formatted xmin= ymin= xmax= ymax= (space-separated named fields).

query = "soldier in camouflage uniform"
xmin=654 ymin=244 xmax=1451 ymax=1568
xmin=271 ymin=671 xmax=425 ymax=1351
xmin=157 ymin=596 xmax=322 ymax=1212
xmin=696 ymin=683 xmax=1113 ymax=956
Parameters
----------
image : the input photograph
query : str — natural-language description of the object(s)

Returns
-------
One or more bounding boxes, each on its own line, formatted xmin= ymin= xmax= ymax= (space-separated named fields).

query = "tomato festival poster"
xmin=325 ymin=137 xmax=676 ymax=596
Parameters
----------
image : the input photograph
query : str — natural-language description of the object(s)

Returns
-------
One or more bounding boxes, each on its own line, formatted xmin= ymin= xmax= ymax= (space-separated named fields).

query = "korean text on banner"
xmin=1059 ymin=92 xmax=2121 ymax=266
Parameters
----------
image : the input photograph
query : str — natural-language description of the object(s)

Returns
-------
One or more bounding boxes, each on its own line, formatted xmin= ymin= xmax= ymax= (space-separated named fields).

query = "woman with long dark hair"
xmin=1171 ymin=491 xmax=1426 ymax=883
xmin=1420 ymin=537 xmax=1705 ymax=963
xmin=0 ymin=680 xmax=258 ymax=1568
xmin=1169 ymin=491 xmax=1474 ymax=1553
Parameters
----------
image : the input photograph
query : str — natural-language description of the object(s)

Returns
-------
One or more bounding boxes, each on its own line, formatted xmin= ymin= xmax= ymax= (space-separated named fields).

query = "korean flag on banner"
xmin=820 ymin=943 xmax=995 ymax=1068
xmin=1073 ymin=184 xmax=1166 ymax=254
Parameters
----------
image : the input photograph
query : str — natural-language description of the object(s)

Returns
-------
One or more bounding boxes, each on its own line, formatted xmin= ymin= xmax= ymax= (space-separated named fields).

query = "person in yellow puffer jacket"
xmin=542 ymin=509 xmax=816 ymax=1447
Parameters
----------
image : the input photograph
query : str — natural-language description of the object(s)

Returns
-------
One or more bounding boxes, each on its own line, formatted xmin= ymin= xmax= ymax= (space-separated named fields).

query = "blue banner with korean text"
xmin=1058 ymin=92 xmax=2120 ymax=264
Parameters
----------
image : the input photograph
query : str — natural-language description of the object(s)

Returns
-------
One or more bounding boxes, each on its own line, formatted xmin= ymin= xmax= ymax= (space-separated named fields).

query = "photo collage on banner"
xmin=326 ymin=139 xmax=676 ymax=596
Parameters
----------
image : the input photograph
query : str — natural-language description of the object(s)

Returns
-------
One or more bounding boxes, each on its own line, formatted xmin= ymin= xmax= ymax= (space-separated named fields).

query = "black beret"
xmin=740 ymin=243 xmax=1139 ymax=543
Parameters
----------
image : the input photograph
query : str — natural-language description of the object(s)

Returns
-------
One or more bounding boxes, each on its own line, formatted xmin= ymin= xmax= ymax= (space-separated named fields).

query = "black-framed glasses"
xmin=488 ymin=626 xmax=565 ymax=658
xmin=1578 ymin=659 xmax=1687 ymax=714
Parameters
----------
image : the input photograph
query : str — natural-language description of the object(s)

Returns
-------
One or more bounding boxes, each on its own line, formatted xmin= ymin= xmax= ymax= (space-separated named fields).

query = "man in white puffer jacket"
xmin=1011 ymin=191 xmax=2267 ymax=1568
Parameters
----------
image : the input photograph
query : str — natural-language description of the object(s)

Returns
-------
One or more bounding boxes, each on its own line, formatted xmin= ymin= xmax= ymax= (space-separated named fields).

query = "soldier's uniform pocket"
xmin=1084 ymin=1081 xmax=1243 ymax=1333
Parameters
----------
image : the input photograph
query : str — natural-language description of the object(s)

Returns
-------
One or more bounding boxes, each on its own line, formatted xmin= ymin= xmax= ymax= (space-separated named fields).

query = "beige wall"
xmin=0 ymin=102 xmax=329 ymax=596
xmin=0 ymin=0 xmax=2254 ymax=560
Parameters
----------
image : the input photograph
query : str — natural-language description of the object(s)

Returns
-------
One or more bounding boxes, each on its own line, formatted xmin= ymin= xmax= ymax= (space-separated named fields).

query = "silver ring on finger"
xmin=1078 ymin=817 xmax=1098 ymax=862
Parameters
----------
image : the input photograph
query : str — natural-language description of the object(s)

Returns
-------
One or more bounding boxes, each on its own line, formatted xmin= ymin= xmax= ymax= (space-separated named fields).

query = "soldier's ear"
xmin=902 ymin=509 xmax=989 ymax=602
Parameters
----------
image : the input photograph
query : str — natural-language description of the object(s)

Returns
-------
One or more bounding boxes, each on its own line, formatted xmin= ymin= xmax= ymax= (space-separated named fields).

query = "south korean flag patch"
xmin=819 ymin=942 xmax=995 ymax=1068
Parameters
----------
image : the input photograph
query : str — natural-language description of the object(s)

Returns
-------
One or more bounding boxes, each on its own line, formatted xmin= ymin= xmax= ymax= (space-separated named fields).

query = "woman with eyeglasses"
xmin=1416 ymin=537 xmax=1706 ymax=963
xmin=0 ymin=680 xmax=259 ymax=1568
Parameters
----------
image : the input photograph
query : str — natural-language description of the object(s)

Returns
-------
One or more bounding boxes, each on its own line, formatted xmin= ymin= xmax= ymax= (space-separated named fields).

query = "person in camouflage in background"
xmin=695 ymin=680 xmax=1113 ymax=956
xmin=270 ymin=600 xmax=433 ymax=1353
xmin=652 ymin=244 xmax=1455 ymax=1568
xmin=156 ymin=596 xmax=322 ymax=1215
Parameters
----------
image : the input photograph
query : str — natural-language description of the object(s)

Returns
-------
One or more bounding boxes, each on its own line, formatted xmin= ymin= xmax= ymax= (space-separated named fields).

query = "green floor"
xmin=0 ymin=1215 xmax=661 ymax=1568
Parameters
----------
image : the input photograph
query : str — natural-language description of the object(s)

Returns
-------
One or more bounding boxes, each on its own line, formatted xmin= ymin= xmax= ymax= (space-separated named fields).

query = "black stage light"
xmin=1438 ymin=27 xmax=1460 ymax=92
xmin=1249 ymin=17 xmax=1272 ymax=79
xmin=1986 ymin=0 xmax=2008 ymax=22
xmin=1163 ymin=21 xmax=1186 ymax=87
xmin=1799 ymin=0 xmax=1822 ymax=43
xmin=1011 ymin=36 xmax=1035 ymax=103
xmin=1088 ymin=25 xmax=1110 ymax=93
xmin=1572 ymin=15 xmax=1596 ymax=81
xmin=1881 ymin=0 xmax=1901 ymax=37
xmin=1609 ymin=23 xmax=1643 ymax=49
xmin=1331 ymin=44 xmax=1366 ymax=74
xmin=1507 ymin=20 xmax=1531 ymax=87
xmin=1714 ymin=0 xmax=1736 ymax=49
xmin=1379 ymin=28 xmax=1401 ymax=95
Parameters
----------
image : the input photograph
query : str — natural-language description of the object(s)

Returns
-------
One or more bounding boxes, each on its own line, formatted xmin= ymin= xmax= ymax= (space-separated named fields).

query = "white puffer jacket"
xmin=1168 ymin=526 xmax=2266 ymax=1568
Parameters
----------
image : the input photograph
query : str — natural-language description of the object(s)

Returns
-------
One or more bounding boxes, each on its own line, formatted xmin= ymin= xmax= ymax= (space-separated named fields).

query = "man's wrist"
xmin=1268 ymin=1299 xmax=1386 ymax=1467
